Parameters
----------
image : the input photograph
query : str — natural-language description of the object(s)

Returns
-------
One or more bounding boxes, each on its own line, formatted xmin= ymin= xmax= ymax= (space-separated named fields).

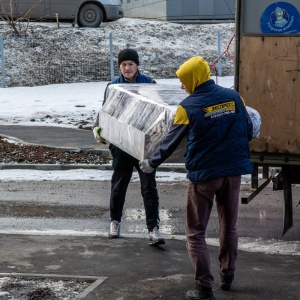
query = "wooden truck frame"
xmin=235 ymin=0 xmax=300 ymax=235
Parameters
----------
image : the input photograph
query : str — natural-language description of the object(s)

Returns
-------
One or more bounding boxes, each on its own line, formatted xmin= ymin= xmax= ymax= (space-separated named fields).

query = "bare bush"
xmin=0 ymin=0 xmax=41 ymax=35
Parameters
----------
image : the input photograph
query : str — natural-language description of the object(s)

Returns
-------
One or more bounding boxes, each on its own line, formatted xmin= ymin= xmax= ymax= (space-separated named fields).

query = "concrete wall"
xmin=121 ymin=0 xmax=235 ymax=20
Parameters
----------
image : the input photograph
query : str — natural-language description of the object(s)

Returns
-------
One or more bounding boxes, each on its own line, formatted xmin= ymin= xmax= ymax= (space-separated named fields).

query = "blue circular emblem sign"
xmin=260 ymin=2 xmax=300 ymax=34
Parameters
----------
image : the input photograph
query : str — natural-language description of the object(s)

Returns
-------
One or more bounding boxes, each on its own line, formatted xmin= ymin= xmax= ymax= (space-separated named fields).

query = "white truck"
xmin=0 ymin=0 xmax=123 ymax=27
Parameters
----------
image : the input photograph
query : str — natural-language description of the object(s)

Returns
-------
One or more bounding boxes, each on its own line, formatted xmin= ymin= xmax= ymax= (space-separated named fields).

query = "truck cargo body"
xmin=235 ymin=0 xmax=300 ymax=234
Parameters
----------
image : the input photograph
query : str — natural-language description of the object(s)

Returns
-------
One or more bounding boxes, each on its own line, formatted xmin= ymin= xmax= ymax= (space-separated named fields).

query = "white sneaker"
xmin=149 ymin=226 xmax=165 ymax=246
xmin=109 ymin=220 xmax=120 ymax=238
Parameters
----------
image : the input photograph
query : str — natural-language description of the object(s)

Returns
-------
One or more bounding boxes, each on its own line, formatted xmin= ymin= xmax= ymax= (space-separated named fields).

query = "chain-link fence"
xmin=0 ymin=22 xmax=235 ymax=88
xmin=0 ymin=28 xmax=112 ymax=87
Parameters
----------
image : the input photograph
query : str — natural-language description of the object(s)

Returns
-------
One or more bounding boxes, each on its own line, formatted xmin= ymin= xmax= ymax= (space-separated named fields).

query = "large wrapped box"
xmin=98 ymin=84 xmax=187 ymax=162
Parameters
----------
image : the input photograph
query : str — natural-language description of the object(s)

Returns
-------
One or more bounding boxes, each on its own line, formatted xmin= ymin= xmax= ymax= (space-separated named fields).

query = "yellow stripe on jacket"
xmin=173 ymin=105 xmax=189 ymax=125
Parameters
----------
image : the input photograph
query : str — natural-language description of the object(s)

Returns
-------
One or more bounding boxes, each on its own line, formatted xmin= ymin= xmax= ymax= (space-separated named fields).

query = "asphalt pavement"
xmin=1 ymin=234 xmax=299 ymax=300
xmin=0 ymin=125 xmax=108 ymax=153
xmin=0 ymin=124 xmax=299 ymax=300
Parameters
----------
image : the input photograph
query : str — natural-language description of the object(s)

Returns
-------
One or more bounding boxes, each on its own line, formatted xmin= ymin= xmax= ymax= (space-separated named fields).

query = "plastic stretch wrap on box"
xmin=98 ymin=84 xmax=187 ymax=162
xmin=246 ymin=106 xmax=261 ymax=139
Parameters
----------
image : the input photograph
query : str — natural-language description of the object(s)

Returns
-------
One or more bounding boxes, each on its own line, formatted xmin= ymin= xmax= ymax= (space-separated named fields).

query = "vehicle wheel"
xmin=78 ymin=4 xmax=103 ymax=28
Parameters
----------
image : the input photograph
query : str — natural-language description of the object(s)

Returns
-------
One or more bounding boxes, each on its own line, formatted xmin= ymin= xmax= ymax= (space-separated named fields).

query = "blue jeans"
xmin=109 ymin=145 xmax=160 ymax=231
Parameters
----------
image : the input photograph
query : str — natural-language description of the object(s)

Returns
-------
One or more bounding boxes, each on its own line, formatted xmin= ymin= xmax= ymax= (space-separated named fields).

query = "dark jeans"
xmin=186 ymin=175 xmax=241 ymax=288
xmin=109 ymin=145 xmax=160 ymax=231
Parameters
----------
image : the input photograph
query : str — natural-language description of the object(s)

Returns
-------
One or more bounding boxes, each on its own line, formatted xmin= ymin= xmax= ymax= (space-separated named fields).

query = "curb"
xmin=0 ymin=163 xmax=187 ymax=173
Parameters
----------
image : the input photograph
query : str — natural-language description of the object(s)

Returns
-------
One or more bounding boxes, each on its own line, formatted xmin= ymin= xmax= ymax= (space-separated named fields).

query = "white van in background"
xmin=0 ymin=0 xmax=124 ymax=27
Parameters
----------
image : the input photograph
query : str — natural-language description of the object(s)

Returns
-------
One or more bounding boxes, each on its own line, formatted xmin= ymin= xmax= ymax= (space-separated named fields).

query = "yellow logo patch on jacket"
xmin=203 ymin=101 xmax=236 ymax=119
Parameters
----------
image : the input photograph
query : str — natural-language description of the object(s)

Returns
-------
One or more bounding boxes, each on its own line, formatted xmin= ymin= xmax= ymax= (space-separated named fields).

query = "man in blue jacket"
xmin=94 ymin=49 xmax=165 ymax=246
xmin=140 ymin=56 xmax=253 ymax=299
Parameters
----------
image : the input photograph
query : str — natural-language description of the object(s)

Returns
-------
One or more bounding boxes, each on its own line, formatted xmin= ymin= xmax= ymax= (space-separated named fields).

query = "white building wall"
xmin=121 ymin=0 xmax=167 ymax=20
xmin=121 ymin=0 xmax=236 ymax=21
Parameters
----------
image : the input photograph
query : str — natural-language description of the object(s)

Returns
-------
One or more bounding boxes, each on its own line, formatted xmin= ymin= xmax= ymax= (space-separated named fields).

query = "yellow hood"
xmin=176 ymin=56 xmax=210 ymax=94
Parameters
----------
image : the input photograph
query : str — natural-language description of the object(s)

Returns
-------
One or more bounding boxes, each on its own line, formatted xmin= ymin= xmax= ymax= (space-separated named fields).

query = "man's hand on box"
xmin=93 ymin=127 xmax=107 ymax=144
xmin=139 ymin=159 xmax=154 ymax=173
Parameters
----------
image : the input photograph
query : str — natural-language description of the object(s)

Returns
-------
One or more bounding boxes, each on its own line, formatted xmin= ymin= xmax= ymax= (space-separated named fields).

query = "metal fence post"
xmin=0 ymin=36 xmax=7 ymax=88
xmin=109 ymin=32 xmax=114 ymax=81
xmin=217 ymin=30 xmax=222 ymax=77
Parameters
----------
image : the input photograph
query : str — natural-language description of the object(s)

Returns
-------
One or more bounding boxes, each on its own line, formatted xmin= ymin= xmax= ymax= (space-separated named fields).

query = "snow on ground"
xmin=0 ymin=77 xmax=234 ymax=128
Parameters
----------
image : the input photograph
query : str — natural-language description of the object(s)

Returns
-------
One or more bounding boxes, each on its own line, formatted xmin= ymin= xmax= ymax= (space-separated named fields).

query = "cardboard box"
xmin=98 ymin=84 xmax=187 ymax=162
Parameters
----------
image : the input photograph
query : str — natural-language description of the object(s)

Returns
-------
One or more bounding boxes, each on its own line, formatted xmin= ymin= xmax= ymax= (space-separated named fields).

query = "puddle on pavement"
xmin=124 ymin=208 xmax=171 ymax=221
xmin=124 ymin=208 xmax=185 ymax=235
xmin=0 ymin=202 xmax=109 ymax=218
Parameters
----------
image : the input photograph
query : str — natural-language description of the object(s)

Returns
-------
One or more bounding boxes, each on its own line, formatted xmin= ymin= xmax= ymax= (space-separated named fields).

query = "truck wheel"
xmin=78 ymin=4 xmax=103 ymax=28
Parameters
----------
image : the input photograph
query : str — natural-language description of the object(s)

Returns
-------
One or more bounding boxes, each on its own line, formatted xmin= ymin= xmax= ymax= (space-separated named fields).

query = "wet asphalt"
xmin=0 ymin=124 xmax=299 ymax=299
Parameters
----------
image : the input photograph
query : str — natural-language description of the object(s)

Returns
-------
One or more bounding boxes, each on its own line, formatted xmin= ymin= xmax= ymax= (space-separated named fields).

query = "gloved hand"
xmin=139 ymin=159 xmax=154 ymax=173
xmin=93 ymin=127 xmax=106 ymax=144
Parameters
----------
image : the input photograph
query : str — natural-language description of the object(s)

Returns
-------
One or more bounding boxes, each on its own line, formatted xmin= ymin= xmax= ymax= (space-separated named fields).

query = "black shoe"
xmin=220 ymin=273 xmax=234 ymax=291
xmin=186 ymin=284 xmax=216 ymax=300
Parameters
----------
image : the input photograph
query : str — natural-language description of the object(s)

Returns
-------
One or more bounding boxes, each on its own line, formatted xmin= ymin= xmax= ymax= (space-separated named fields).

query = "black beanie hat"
xmin=118 ymin=49 xmax=139 ymax=66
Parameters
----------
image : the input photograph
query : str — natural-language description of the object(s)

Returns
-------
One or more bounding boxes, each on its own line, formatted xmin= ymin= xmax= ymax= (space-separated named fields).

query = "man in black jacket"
xmin=94 ymin=49 xmax=165 ymax=246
